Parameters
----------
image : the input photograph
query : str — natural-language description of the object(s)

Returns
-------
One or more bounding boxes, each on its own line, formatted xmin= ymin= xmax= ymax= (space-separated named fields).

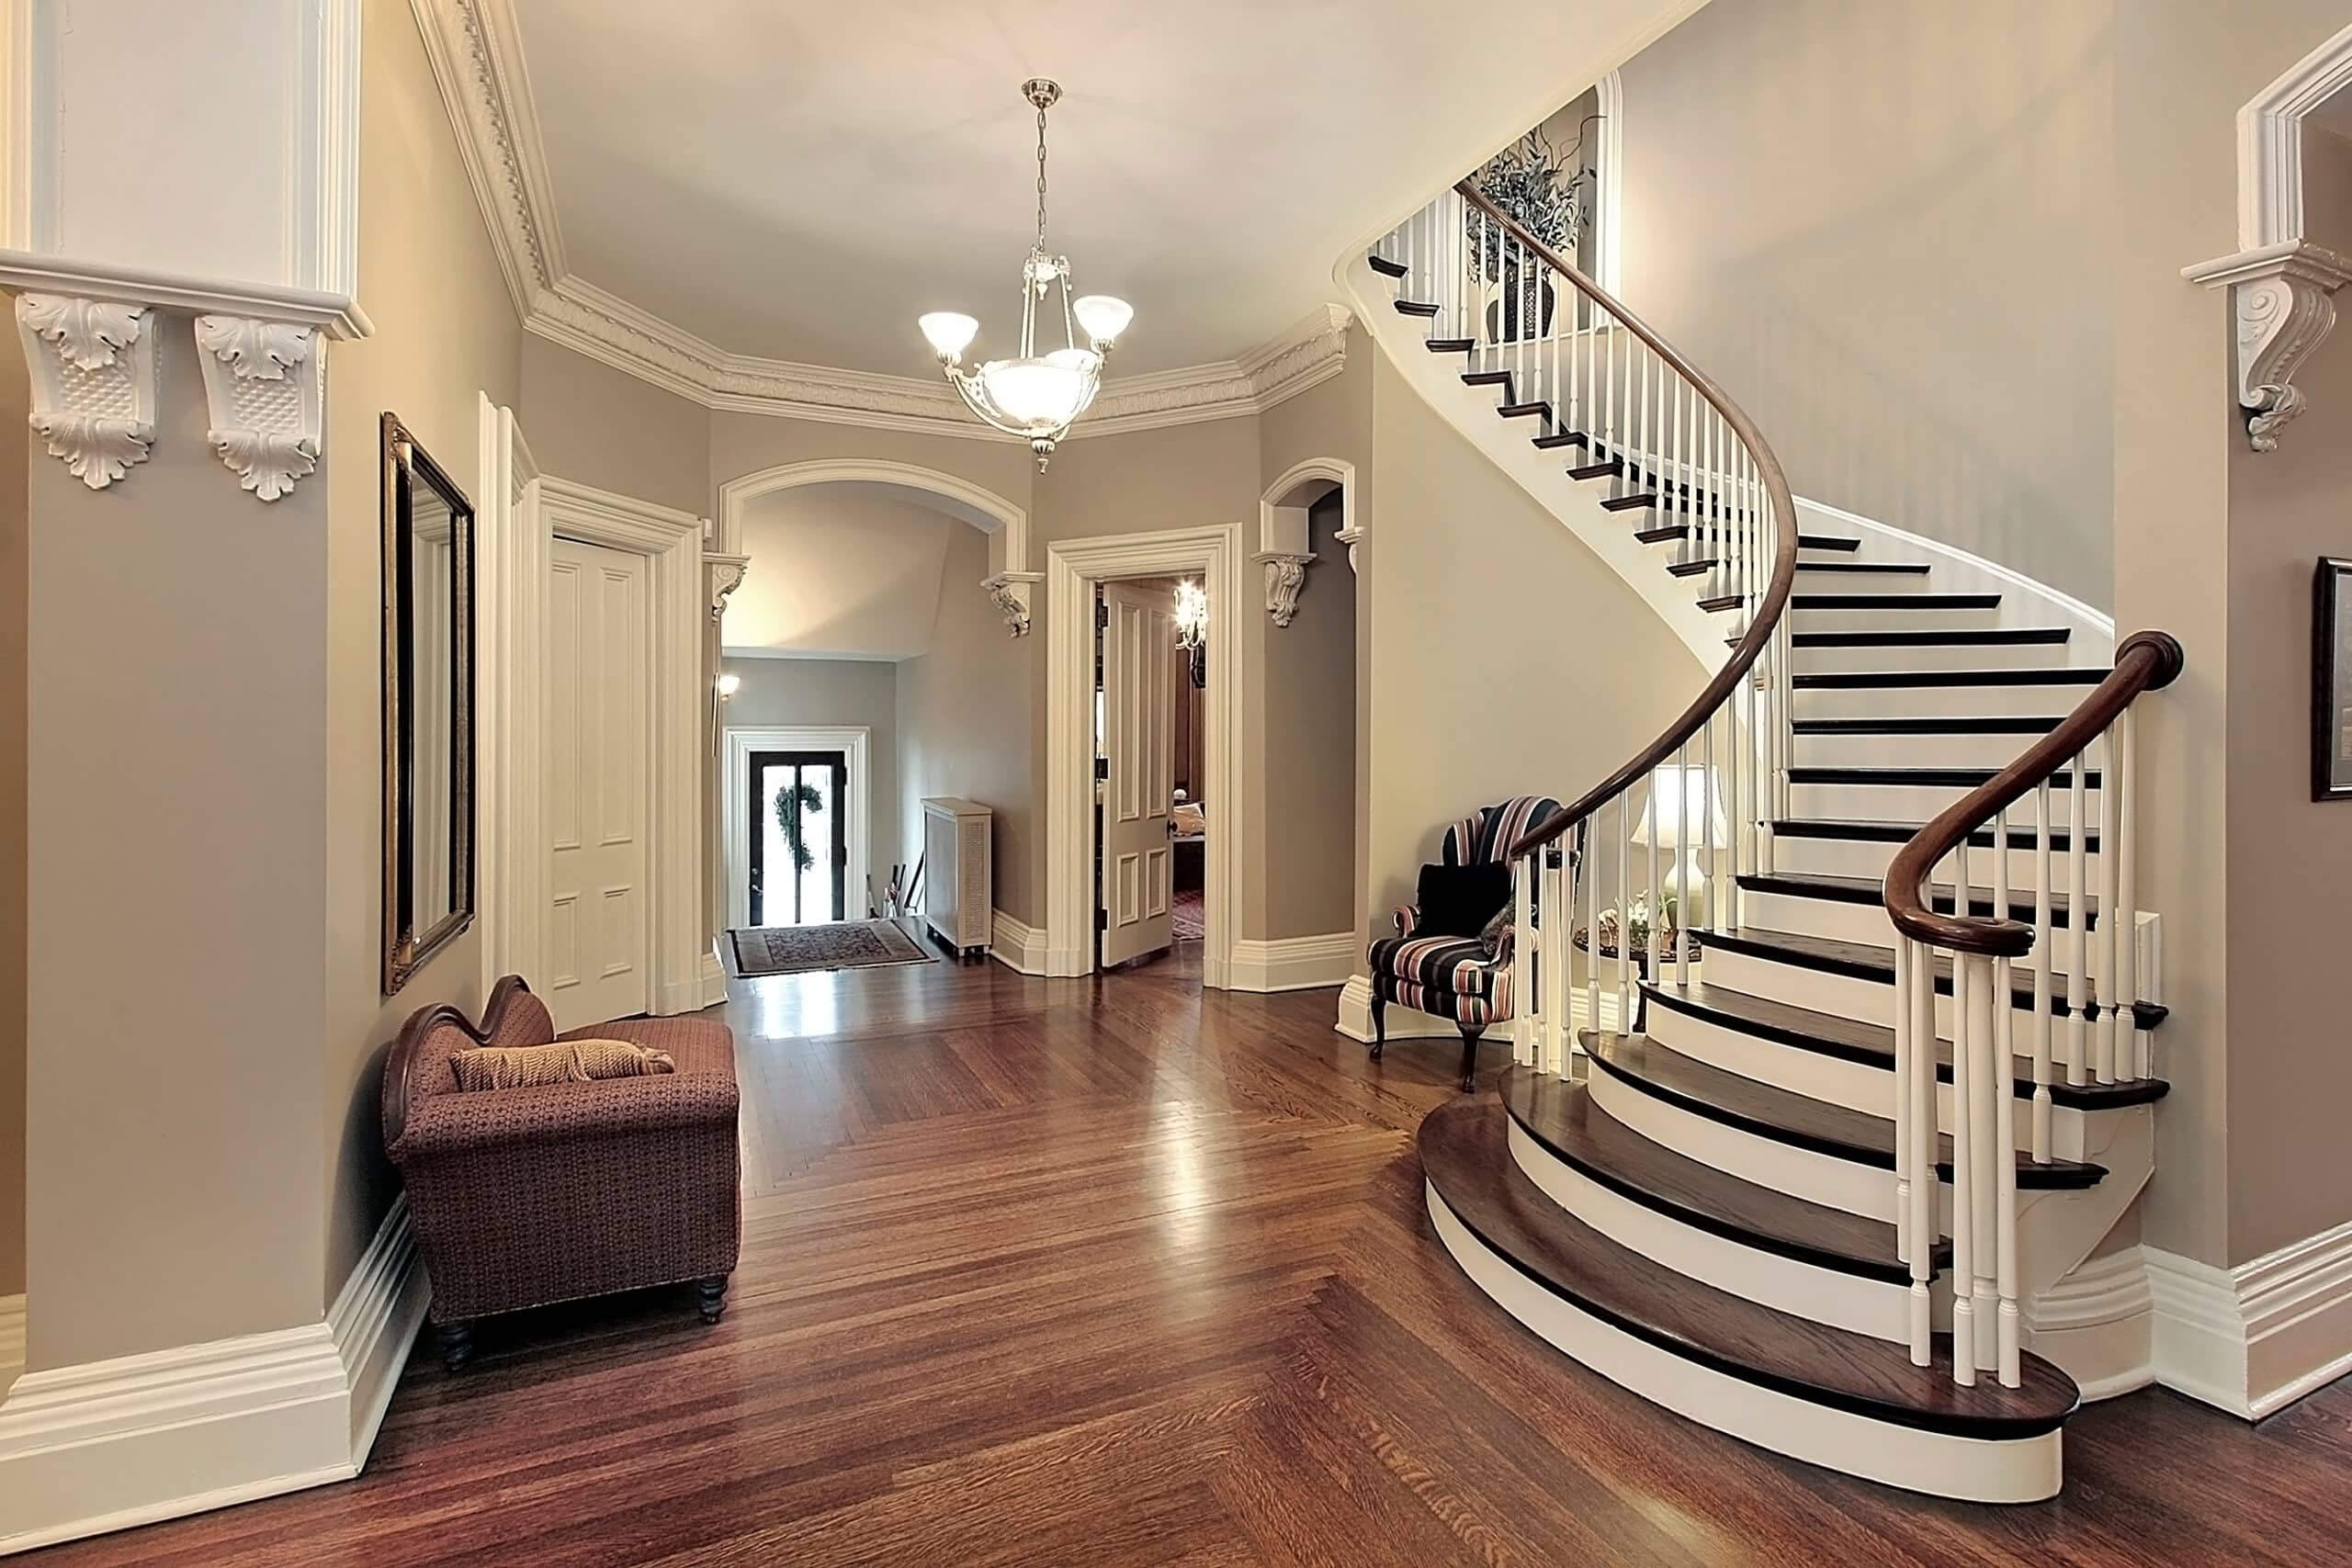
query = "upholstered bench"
xmin=382 ymin=976 xmax=742 ymax=1370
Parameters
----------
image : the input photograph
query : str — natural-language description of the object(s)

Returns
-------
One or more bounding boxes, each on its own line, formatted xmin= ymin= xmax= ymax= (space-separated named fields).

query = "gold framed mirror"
xmin=381 ymin=412 xmax=477 ymax=994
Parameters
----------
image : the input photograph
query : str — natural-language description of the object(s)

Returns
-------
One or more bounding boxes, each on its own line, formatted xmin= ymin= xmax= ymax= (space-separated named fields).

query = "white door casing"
xmin=1100 ymin=583 xmax=1176 ymax=967
xmin=546 ymin=536 xmax=652 ymax=1031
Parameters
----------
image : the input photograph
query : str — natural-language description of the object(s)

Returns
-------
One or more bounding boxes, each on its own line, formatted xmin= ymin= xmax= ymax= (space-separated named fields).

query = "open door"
xmin=1100 ymin=581 xmax=1176 ymax=966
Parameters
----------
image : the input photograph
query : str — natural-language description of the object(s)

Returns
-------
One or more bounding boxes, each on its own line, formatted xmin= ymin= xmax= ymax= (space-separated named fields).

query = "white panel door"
xmin=1101 ymin=582 xmax=1176 ymax=967
xmin=546 ymin=536 xmax=651 ymax=1031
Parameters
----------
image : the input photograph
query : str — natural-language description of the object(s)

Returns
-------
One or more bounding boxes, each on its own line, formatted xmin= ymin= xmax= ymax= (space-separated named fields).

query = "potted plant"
xmin=1468 ymin=128 xmax=1583 ymax=343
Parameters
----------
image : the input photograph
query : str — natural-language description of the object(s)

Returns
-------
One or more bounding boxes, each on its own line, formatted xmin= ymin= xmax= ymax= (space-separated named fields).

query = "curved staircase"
xmin=1353 ymin=183 xmax=2179 ymax=1502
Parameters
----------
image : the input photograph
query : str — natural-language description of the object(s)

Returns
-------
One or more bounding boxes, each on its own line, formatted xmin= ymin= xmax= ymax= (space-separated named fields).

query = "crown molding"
xmin=414 ymin=0 xmax=1350 ymax=437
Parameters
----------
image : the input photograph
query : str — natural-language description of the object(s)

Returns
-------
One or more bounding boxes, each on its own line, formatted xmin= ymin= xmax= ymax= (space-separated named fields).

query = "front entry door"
xmin=546 ymin=536 xmax=650 ymax=1032
xmin=747 ymin=750 xmax=848 ymax=926
xmin=1101 ymin=581 xmax=1176 ymax=966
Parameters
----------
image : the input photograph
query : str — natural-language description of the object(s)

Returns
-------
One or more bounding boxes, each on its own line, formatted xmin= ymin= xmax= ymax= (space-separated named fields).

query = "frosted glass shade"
xmin=978 ymin=354 xmax=1096 ymax=428
xmin=1073 ymin=294 xmax=1134 ymax=345
xmin=919 ymin=311 xmax=979 ymax=360
xmin=1629 ymin=763 xmax=1729 ymax=851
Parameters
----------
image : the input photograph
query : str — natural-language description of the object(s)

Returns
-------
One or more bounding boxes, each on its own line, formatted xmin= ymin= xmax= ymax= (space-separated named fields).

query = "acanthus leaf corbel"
xmin=2184 ymin=240 xmax=2352 ymax=452
xmin=192 ymin=315 xmax=322 ymax=500
xmin=16 ymin=294 xmax=158 ymax=491
xmin=1252 ymin=550 xmax=1315 ymax=627
xmin=985 ymin=570 xmax=1043 ymax=637
xmin=705 ymin=551 xmax=750 ymax=623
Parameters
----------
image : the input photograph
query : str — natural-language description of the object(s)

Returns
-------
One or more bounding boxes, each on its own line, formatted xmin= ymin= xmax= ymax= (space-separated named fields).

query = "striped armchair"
xmin=1368 ymin=795 xmax=1563 ymax=1091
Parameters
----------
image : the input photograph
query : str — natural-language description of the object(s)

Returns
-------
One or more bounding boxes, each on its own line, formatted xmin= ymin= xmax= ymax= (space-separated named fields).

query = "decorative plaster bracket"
xmin=985 ymin=570 xmax=1044 ymax=637
xmin=15 ymin=294 xmax=158 ymax=491
xmin=191 ymin=315 xmax=323 ymax=500
xmin=1333 ymin=526 xmax=1363 ymax=573
xmin=705 ymin=551 xmax=750 ymax=623
xmin=2185 ymin=242 xmax=2352 ymax=452
xmin=1253 ymin=551 xmax=1315 ymax=626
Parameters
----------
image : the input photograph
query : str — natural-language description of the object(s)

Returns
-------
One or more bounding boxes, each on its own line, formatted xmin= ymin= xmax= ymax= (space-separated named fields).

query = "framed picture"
xmin=2315 ymin=558 xmax=2352 ymax=800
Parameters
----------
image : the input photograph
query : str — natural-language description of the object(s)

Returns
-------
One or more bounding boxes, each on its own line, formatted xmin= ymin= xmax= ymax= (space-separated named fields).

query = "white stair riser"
xmin=1792 ymin=640 xmax=2073 ymax=674
xmin=1792 ymin=683 xmax=2098 ymax=721
xmin=1792 ymin=568 xmax=1934 ymax=593
xmin=1640 ymin=1001 xmax=2098 ymax=1163
xmin=1425 ymin=1186 xmax=2067 ymax=1505
xmin=1793 ymin=604 xmax=2007 ymax=634
xmin=1794 ymin=729 xmax=2065 ymax=769
xmin=1586 ymin=1053 xmax=1898 ymax=1221
xmin=1773 ymin=831 xmax=2068 ymax=888
xmin=1505 ymin=1116 xmax=1928 ymax=1342
xmin=1787 ymin=780 xmax=2097 ymax=824
xmin=1738 ymin=886 xmax=2088 ymax=974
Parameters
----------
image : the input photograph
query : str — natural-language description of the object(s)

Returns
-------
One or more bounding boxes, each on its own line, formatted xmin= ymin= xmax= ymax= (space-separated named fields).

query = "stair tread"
xmin=1581 ymin=1033 xmax=2107 ymax=1189
xmin=1426 ymin=337 xmax=1475 ymax=353
xmin=1504 ymin=1067 xmax=1936 ymax=1281
xmin=1772 ymin=816 xmax=2098 ymax=852
xmin=1642 ymin=979 xmax=2168 ymax=1110
xmin=1796 ymin=561 xmax=1935 ymax=575
xmin=1498 ymin=400 xmax=1551 ymax=419
xmin=1702 ymin=925 xmax=2164 ymax=1029
xmin=1531 ymin=431 xmax=1589 ymax=450
xmin=1600 ymin=492 xmax=1659 ymax=512
xmin=1418 ymin=1100 xmax=2079 ymax=1436
xmin=1697 ymin=592 xmax=1744 ymax=613
xmin=1793 ymin=669 xmax=2109 ymax=690
xmin=1786 ymin=766 xmax=2099 ymax=788
xmin=1798 ymin=536 xmax=1864 ymax=552
xmin=1794 ymin=627 xmax=2070 ymax=648
xmin=1796 ymin=716 xmax=2064 ymax=735
xmin=1739 ymin=867 xmax=2096 ymax=928
xmin=1368 ymin=254 xmax=1409 ymax=278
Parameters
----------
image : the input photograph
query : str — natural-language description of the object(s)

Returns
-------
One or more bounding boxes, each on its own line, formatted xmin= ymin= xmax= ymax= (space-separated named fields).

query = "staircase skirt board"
xmin=1423 ymin=1188 xmax=2066 ymax=1504
xmin=1503 ymin=1101 xmax=1926 ymax=1342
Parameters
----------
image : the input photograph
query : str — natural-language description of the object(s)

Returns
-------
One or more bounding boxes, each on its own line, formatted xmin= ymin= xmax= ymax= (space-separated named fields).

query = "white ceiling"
xmin=723 ymin=487 xmax=957 ymax=660
xmin=506 ymin=0 xmax=1692 ymax=376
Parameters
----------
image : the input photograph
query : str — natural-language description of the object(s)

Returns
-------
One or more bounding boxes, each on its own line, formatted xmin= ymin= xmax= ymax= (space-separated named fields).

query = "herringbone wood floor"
xmin=34 ymin=945 xmax=2352 ymax=1564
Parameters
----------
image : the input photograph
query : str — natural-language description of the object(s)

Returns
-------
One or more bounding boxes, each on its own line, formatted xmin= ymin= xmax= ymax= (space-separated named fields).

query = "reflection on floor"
xmin=44 ymin=952 xmax=2352 ymax=1565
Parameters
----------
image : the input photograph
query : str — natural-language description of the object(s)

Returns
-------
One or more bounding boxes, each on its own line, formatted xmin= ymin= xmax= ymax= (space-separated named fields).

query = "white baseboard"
xmin=2146 ymin=1217 xmax=2352 ymax=1419
xmin=699 ymin=948 xmax=729 ymax=1008
xmin=989 ymin=909 xmax=1047 ymax=976
xmin=1229 ymin=932 xmax=1357 ymax=993
xmin=0 ymin=1296 xmax=22 ymax=1395
xmin=2024 ymin=1247 xmax=2154 ymax=1402
xmin=0 ymin=1198 xmax=426 ymax=1556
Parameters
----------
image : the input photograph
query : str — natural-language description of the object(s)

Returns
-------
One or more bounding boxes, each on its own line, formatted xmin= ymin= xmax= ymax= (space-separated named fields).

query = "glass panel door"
xmin=747 ymin=750 xmax=848 ymax=926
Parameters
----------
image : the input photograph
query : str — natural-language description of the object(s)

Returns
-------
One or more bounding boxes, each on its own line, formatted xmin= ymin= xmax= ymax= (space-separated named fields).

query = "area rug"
xmin=729 ymin=919 xmax=934 ymax=977
xmin=1171 ymin=886 xmax=1205 ymax=942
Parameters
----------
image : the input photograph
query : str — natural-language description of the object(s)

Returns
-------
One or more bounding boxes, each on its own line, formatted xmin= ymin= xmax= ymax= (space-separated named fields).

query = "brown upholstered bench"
xmin=382 ymin=976 xmax=741 ymax=1370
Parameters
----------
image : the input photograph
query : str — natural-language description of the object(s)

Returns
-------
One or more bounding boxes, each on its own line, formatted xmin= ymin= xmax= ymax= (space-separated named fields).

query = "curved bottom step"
xmin=1419 ymin=1099 xmax=2072 ymax=1503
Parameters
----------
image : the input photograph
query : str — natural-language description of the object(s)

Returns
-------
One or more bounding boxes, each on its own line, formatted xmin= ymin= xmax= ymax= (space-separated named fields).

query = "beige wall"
xmin=1362 ymin=351 xmax=1700 ymax=950
xmin=518 ymin=336 xmax=708 ymax=516
xmin=1618 ymin=0 xmax=2118 ymax=607
xmin=722 ymin=657 xmax=901 ymax=897
xmin=0 ymin=304 xmax=25 ymax=1300
xmin=728 ymin=491 xmax=954 ymax=660
xmin=897 ymin=521 xmax=1035 ymax=923
xmin=318 ymin=0 xmax=524 ymax=1296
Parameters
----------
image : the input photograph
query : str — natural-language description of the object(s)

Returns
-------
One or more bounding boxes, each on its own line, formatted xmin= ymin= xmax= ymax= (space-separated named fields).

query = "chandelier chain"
xmin=1035 ymin=99 xmax=1050 ymax=251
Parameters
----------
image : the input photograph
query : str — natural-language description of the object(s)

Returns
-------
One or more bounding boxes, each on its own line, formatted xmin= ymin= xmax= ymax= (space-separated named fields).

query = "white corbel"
xmin=985 ymin=570 xmax=1043 ymax=637
xmin=706 ymin=552 xmax=750 ymax=623
xmin=1253 ymin=551 xmax=1315 ymax=627
xmin=16 ymin=295 xmax=158 ymax=491
xmin=191 ymin=316 xmax=323 ymax=500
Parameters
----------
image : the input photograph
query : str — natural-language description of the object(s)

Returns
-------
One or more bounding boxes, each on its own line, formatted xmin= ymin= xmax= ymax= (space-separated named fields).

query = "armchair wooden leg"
xmin=1369 ymin=991 xmax=1386 ymax=1060
xmin=438 ymin=1320 xmax=474 ymax=1373
xmin=697 ymin=1276 xmax=729 ymax=1325
xmin=1456 ymin=1024 xmax=1487 ymax=1094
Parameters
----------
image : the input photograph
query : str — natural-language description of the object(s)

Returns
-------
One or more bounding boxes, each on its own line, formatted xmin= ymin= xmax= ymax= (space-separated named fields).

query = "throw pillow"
xmin=451 ymin=1038 xmax=677 ymax=1092
xmin=1416 ymin=862 xmax=1512 ymax=939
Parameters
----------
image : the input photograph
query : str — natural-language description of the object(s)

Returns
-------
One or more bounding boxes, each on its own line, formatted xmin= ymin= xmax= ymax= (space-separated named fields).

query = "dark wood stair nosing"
xmin=1367 ymin=254 xmax=1409 ymax=278
xmin=1393 ymin=299 xmax=1441 ymax=317
xmin=1600 ymin=492 xmax=1660 ymax=513
xmin=1419 ymin=1101 xmax=2080 ymax=1440
xmin=1792 ymin=593 xmax=2001 ymax=611
xmin=1793 ymin=627 xmax=2070 ymax=649
xmin=1702 ymin=926 xmax=2168 ymax=1032
xmin=1425 ymin=337 xmax=1475 ymax=354
xmin=1580 ymin=1032 xmax=2109 ymax=1190
xmin=1793 ymin=668 xmax=2109 ymax=690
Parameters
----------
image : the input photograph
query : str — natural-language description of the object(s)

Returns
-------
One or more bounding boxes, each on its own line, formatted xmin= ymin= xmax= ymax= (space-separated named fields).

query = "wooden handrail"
xmin=1883 ymin=630 xmax=2185 ymax=957
xmin=1459 ymin=180 xmax=1803 ymax=862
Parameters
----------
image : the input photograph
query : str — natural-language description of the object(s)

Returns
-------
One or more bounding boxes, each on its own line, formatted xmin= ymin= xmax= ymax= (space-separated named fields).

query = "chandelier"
xmin=918 ymin=80 xmax=1132 ymax=468
xmin=1174 ymin=578 xmax=1208 ymax=687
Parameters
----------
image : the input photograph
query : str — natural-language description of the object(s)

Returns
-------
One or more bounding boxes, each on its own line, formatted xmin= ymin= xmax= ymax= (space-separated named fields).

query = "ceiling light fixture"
xmin=918 ymin=79 xmax=1131 ymax=469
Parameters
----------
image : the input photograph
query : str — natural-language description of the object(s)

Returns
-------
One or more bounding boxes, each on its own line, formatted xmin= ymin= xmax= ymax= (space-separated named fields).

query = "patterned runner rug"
xmin=729 ymin=919 xmax=934 ymax=976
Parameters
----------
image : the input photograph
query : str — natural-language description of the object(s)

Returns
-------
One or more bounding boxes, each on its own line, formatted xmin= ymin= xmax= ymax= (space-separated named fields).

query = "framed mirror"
xmin=381 ymin=413 xmax=477 ymax=994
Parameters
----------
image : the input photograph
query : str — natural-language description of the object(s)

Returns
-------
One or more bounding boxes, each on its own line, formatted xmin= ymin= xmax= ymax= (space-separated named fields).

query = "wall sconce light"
xmin=711 ymin=671 xmax=741 ymax=753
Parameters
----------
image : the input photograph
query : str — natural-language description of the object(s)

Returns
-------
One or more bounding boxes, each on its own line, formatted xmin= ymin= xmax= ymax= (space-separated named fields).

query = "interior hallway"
xmin=30 ymin=953 xmax=2352 ymax=1567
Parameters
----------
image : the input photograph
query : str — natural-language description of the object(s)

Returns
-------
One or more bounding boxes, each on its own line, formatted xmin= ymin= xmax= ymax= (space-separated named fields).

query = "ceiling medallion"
xmin=917 ymin=79 xmax=1133 ymax=468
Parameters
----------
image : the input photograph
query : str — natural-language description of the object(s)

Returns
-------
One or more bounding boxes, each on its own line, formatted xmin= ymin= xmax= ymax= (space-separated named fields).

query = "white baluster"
xmin=1950 ymin=935 xmax=1977 ymax=1386
xmin=1615 ymin=795 xmax=1632 ymax=1027
xmin=2117 ymin=708 xmax=2141 ymax=1079
xmin=1513 ymin=853 xmax=1536 ymax=1070
xmin=1993 ymin=805 xmax=2016 ymax=1140
xmin=2031 ymin=778 xmax=2054 ymax=1162
xmin=1907 ymin=936 xmax=1937 ymax=1368
xmin=1544 ymin=847 xmax=1571 ymax=1076
xmin=1645 ymin=767 xmax=1661 ymax=987
xmin=2066 ymin=753 xmax=2088 ymax=1087
xmin=1894 ymin=931 xmax=1914 ymax=1269
xmin=1675 ymin=741 xmax=1691 ymax=987
xmin=2098 ymin=722 xmax=2124 ymax=1085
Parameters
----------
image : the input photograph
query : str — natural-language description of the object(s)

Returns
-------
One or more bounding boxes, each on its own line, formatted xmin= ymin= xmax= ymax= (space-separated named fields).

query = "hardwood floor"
xmin=33 ymin=945 xmax=2352 ymax=1564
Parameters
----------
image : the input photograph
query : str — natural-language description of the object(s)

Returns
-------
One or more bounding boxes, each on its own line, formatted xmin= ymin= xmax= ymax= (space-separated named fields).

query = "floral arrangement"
xmin=1468 ymin=127 xmax=1584 ymax=287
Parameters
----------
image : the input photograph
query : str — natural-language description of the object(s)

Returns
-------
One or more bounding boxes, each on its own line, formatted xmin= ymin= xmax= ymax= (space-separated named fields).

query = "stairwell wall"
xmin=1613 ymin=0 xmax=2118 ymax=609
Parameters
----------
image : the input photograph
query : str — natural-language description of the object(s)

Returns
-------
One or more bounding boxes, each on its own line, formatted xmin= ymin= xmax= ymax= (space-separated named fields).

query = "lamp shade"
xmin=1072 ymin=294 xmax=1133 ymax=345
xmin=1629 ymin=763 xmax=1728 ymax=851
xmin=978 ymin=355 xmax=1094 ymax=428
xmin=919 ymin=311 xmax=979 ymax=360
